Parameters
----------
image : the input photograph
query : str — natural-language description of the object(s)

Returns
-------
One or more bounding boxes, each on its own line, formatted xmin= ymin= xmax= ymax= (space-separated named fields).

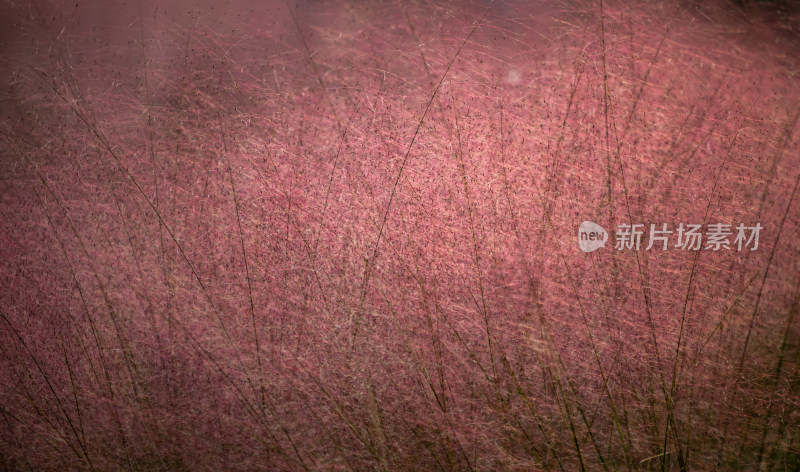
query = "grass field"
xmin=1 ymin=0 xmax=799 ymax=469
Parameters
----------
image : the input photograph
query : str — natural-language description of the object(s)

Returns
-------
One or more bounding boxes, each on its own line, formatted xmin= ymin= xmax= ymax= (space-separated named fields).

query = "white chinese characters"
xmin=615 ymin=223 xmax=761 ymax=251
xmin=577 ymin=221 xmax=762 ymax=252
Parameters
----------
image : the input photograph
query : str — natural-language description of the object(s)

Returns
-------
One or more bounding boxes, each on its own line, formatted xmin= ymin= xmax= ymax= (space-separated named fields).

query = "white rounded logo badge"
xmin=578 ymin=221 xmax=608 ymax=253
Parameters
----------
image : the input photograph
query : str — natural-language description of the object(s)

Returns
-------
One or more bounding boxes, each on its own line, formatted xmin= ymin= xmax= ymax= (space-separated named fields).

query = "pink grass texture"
xmin=1 ymin=0 xmax=800 ymax=470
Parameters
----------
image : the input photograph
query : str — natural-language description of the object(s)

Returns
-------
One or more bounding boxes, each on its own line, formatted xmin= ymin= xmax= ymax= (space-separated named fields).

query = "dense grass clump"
xmin=1 ymin=0 xmax=799 ymax=470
